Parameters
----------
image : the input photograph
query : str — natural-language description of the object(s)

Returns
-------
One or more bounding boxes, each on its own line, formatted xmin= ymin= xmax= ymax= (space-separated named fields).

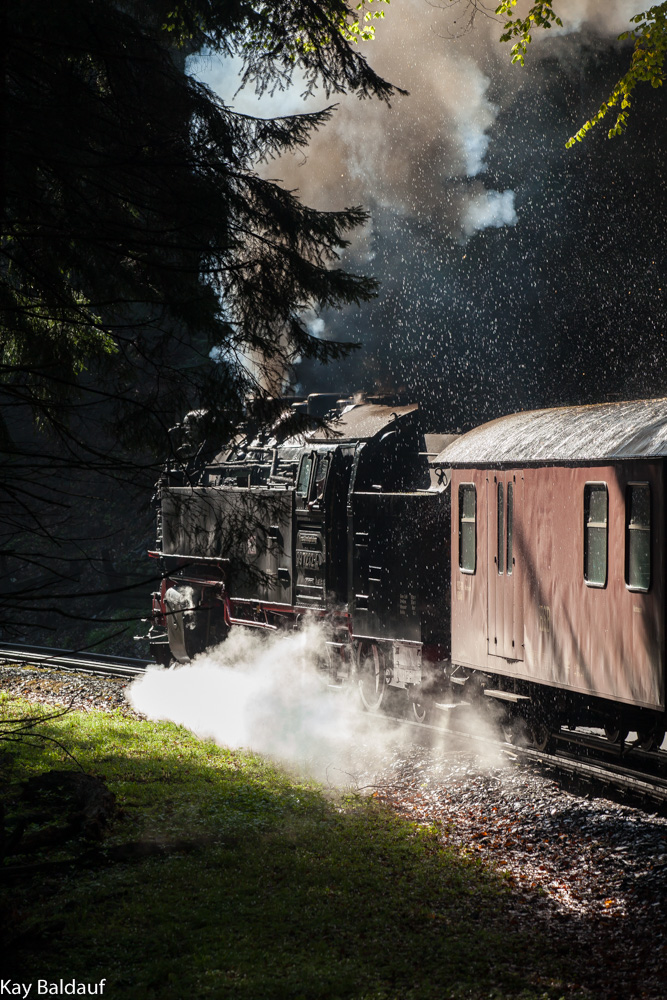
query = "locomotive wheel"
xmin=604 ymin=723 xmax=629 ymax=746
xmin=149 ymin=641 xmax=172 ymax=668
xmin=529 ymin=722 xmax=552 ymax=752
xmin=502 ymin=718 xmax=532 ymax=746
xmin=502 ymin=719 xmax=517 ymax=745
xmin=381 ymin=687 xmax=408 ymax=718
xmin=410 ymin=698 xmax=429 ymax=724
xmin=636 ymin=728 xmax=665 ymax=752
xmin=356 ymin=642 xmax=386 ymax=712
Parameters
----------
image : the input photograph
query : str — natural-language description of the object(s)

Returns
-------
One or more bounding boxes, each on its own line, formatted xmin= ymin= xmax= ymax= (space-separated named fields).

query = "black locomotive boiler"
xmin=146 ymin=397 xmax=456 ymax=719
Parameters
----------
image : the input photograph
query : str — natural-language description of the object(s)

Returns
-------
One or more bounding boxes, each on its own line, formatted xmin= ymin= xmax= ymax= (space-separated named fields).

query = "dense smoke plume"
xmin=193 ymin=0 xmax=667 ymax=428
xmin=127 ymin=622 xmax=504 ymax=783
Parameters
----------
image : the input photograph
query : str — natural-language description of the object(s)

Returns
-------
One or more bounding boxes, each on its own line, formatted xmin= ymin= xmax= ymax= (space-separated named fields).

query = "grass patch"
xmin=1 ymin=698 xmax=588 ymax=999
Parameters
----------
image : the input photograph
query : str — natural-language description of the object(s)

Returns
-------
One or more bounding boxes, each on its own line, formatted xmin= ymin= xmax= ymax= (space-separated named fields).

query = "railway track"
xmin=534 ymin=736 xmax=667 ymax=807
xmin=0 ymin=641 xmax=149 ymax=678
xmin=360 ymin=704 xmax=667 ymax=810
xmin=2 ymin=642 xmax=667 ymax=808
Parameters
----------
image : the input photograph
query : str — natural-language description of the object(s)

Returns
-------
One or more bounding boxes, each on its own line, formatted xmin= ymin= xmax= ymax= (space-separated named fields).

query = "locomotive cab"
xmin=292 ymin=445 xmax=352 ymax=609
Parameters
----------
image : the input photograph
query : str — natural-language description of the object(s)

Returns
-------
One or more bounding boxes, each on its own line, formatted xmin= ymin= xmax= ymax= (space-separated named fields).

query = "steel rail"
xmin=0 ymin=642 xmax=149 ymax=678
xmin=526 ymin=743 xmax=667 ymax=804
xmin=369 ymin=710 xmax=667 ymax=808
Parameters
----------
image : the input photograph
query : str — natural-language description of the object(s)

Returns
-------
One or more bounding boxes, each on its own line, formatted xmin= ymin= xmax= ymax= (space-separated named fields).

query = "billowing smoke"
xmin=463 ymin=188 xmax=517 ymax=235
xmin=538 ymin=0 xmax=641 ymax=37
xmin=192 ymin=0 xmax=667 ymax=428
xmin=126 ymin=622 xmax=504 ymax=784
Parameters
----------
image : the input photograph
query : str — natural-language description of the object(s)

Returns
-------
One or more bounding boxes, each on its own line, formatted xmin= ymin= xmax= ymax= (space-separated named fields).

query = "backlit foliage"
xmin=495 ymin=1 xmax=667 ymax=144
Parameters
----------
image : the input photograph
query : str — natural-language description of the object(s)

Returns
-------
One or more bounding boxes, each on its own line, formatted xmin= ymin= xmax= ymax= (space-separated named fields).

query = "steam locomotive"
xmin=146 ymin=394 xmax=667 ymax=750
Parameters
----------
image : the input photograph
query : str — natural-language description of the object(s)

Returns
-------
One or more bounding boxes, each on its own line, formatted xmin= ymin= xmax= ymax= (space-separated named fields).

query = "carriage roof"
xmin=437 ymin=397 xmax=667 ymax=465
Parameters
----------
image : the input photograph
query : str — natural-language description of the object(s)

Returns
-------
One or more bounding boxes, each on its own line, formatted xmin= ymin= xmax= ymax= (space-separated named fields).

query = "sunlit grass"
xmin=0 ymin=698 xmax=588 ymax=999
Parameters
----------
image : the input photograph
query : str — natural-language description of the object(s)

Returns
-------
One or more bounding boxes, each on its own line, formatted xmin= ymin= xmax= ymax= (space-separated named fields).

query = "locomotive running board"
xmin=483 ymin=689 xmax=531 ymax=703
xmin=433 ymin=690 xmax=531 ymax=710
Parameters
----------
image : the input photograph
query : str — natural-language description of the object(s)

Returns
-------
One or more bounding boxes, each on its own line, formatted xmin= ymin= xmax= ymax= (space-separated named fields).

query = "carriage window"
xmin=506 ymin=482 xmax=514 ymax=576
xmin=584 ymin=484 xmax=608 ymax=587
xmin=626 ymin=484 xmax=650 ymax=592
xmin=296 ymin=454 xmax=313 ymax=498
xmin=497 ymin=482 xmax=504 ymax=575
xmin=459 ymin=484 xmax=477 ymax=574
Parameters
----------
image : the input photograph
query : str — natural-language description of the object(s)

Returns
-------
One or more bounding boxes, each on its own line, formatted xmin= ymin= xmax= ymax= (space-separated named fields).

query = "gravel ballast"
xmin=0 ymin=663 xmax=137 ymax=716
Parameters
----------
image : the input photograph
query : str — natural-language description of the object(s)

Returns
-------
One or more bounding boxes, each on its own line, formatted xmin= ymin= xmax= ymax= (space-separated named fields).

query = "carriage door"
xmin=487 ymin=472 xmax=524 ymax=661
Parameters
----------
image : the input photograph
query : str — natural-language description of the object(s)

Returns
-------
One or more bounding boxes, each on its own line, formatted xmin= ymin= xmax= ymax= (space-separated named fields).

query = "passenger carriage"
xmin=437 ymin=398 xmax=667 ymax=749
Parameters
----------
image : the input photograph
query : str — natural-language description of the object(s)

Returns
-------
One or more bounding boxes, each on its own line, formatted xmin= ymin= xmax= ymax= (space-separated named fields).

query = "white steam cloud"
xmin=190 ymin=0 xmax=637 ymax=242
xmin=463 ymin=188 xmax=517 ymax=235
xmin=303 ymin=312 xmax=326 ymax=338
xmin=188 ymin=1 xmax=517 ymax=234
xmin=127 ymin=622 xmax=505 ymax=785
xmin=530 ymin=0 xmax=638 ymax=39
xmin=447 ymin=59 xmax=497 ymax=177
xmin=188 ymin=52 xmax=316 ymax=119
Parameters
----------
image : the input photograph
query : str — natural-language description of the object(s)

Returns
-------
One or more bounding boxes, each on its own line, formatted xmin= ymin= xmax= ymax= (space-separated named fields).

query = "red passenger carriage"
xmin=438 ymin=398 xmax=667 ymax=749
